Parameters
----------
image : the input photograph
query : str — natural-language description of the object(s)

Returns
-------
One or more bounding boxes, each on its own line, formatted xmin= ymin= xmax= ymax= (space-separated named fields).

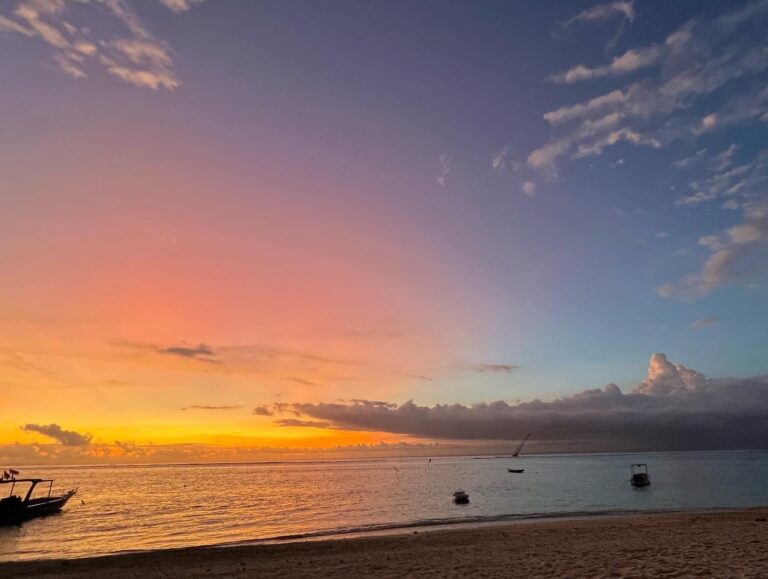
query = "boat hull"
xmin=0 ymin=491 xmax=75 ymax=526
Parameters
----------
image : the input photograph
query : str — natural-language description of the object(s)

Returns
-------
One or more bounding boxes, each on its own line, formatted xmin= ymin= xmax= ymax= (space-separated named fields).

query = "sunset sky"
xmin=2 ymin=0 xmax=767 ymax=463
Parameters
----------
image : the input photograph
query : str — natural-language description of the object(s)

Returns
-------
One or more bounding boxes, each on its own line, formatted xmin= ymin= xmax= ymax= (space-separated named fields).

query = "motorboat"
xmin=453 ymin=490 xmax=469 ymax=504
xmin=507 ymin=468 xmax=525 ymax=473
xmin=630 ymin=463 xmax=651 ymax=487
xmin=0 ymin=475 xmax=77 ymax=525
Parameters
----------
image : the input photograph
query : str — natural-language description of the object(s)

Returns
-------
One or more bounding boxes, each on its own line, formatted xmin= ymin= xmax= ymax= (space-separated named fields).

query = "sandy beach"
xmin=2 ymin=508 xmax=767 ymax=578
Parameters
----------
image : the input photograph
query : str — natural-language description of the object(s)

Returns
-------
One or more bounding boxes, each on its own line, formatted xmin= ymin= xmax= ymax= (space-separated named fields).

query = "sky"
xmin=1 ymin=0 xmax=767 ymax=464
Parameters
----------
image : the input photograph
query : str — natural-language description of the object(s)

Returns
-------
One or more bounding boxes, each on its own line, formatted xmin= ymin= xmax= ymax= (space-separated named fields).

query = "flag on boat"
xmin=9 ymin=469 xmax=19 ymax=475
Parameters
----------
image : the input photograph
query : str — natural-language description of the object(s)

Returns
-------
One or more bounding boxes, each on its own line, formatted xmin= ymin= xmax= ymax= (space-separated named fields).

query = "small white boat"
xmin=453 ymin=490 xmax=469 ymax=504
xmin=630 ymin=463 xmax=651 ymax=487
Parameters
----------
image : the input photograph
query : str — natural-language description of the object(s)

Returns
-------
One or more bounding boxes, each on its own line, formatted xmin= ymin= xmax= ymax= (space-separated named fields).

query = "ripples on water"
xmin=1 ymin=451 xmax=767 ymax=561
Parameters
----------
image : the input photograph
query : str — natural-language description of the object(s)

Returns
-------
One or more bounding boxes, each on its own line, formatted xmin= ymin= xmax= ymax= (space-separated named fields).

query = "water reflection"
xmin=2 ymin=451 xmax=767 ymax=561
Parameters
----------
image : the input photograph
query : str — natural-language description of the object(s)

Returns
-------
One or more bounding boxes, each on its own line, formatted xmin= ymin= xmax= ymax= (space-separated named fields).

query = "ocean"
xmin=2 ymin=450 xmax=767 ymax=561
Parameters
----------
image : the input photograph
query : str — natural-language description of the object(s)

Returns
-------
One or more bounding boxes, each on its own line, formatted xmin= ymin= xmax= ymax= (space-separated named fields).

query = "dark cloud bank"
xmin=272 ymin=354 xmax=768 ymax=452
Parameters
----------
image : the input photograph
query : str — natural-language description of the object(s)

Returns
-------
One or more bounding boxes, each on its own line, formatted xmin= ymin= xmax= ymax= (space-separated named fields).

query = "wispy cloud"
xmin=676 ymin=149 xmax=767 ymax=207
xmin=658 ymin=203 xmax=768 ymax=298
xmin=181 ymin=405 xmax=243 ymax=411
xmin=340 ymin=329 xmax=402 ymax=340
xmin=492 ymin=145 xmax=509 ymax=171
xmin=115 ymin=340 xmax=361 ymax=380
xmin=529 ymin=2 xmax=768 ymax=181
xmin=565 ymin=0 xmax=635 ymax=26
xmin=673 ymin=148 xmax=708 ymax=169
xmin=0 ymin=0 xmax=204 ymax=89
xmin=21 ymin=423 xmax=92 ymax=446
xmin=436 ymin=154 xmax=451 ymax=187
xmin=287 ymin=377 xmax=320 ymax=387
xmin=159 ymin=343 xmax=219 ymax=363
xmin=159 ymin=0 xmax=203 ymax=13
xmin=712 ymin=144 xmax=740 ymax=171
xmin=2 ymin=350 xmax=52 ymax=376
xmin=542 ymin=90 xmax=626 ymax=126
xmin=0 ymin=13 xmax=34 ymax=36
xmin=691 ymin=317 xmax=720 ymax=330
xmin=274 ymin=418 xmax=332 ymax=429
xmin=550 ymin=45 xmax=661 ymax=83
xmin=464 ymin=363 xmax=519 ymax=374
xmin=560 ymin=1 xmax=635 ymax=52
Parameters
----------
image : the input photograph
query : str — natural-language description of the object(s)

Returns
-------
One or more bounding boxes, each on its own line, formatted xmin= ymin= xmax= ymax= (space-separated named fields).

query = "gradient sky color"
xmin=1 ymin=0 xmax=767 ymax=463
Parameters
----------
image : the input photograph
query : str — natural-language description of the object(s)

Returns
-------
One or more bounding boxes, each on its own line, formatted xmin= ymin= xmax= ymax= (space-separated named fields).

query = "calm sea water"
xmin=2 ymin=451 xmax=767 ymax=561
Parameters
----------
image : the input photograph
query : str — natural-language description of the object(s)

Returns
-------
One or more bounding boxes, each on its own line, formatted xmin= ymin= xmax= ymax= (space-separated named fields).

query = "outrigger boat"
xmin=0 ymin=474 xmax=77 ymax=525
xmin=507 ymin=433 xmax=530 ymax=473
xmin=512 ymin=433 xmax=530 ymax=458
xmin=630 ymin=463 xmax=651 ymax=487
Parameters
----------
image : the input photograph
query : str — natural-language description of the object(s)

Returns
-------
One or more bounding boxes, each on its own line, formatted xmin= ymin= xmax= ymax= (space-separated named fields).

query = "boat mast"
xmin=512 ymin=433 xmax=530 ymax=457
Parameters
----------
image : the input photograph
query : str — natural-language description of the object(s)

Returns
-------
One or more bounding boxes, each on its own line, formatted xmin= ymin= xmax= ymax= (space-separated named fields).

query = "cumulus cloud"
xmin=21 ymin=423 xmax=92 ymax=446
xmin=633 ymin=353 xmax=706 ymax=395
xmin=522 ymin=181 xmax=537 ymax=197
xmin=270 ymin=354 xmax=768 ymax=452
xmin=529 ymin=2 xmax=768 ymax=179
xmin=0 ymin=0 xmax=203 ymax=89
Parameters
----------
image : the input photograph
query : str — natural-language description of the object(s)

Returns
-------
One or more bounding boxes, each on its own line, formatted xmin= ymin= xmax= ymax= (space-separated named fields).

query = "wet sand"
xmin=3 ymin=508 xmax=768 ymax=578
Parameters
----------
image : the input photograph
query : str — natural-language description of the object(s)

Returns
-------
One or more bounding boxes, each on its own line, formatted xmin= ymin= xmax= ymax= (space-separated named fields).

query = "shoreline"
xmin=222 ymin=505 xmax=745 ymax=547
xmin=3 ymin=507 xmax=768 ymax=577
xmin=2 ymin=505 xmax=748 ymax=561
